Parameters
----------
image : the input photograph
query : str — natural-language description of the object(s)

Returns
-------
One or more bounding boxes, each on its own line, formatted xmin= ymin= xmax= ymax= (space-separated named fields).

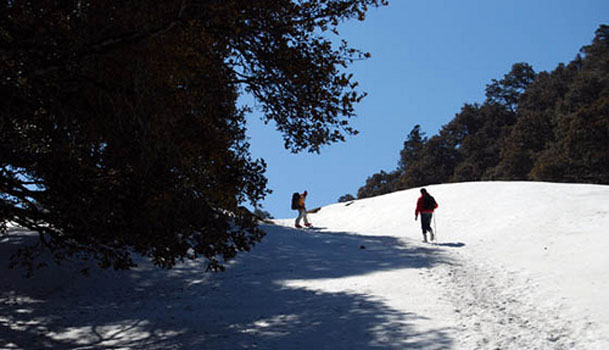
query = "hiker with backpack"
xmin=415 ymin=188 xmax=438 ymax=243
xmin=292 ymin=191 xmax=312 ymax=228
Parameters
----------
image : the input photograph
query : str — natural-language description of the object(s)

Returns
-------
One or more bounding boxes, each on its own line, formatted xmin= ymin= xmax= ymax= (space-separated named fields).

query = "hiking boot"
xmin=305 ymin=223 xmax=312 ymax=227
xmin=295 ymin=224 xmax=303 ymax=228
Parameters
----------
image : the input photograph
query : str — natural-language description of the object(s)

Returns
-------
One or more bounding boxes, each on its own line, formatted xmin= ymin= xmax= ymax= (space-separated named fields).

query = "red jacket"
xmin=415 ymin=195 xmax=438 ymax=216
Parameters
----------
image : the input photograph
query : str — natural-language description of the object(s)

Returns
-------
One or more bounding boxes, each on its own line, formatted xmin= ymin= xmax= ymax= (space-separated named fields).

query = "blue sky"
xmin=245 ymin=0 xmax=608 ymax=219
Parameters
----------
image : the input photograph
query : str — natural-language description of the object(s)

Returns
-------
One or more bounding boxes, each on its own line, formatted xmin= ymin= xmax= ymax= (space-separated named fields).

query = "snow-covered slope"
xmin=285 ymin=181 xmax=609 ymax=349
xmin=2 ymin=181 xmax=609 ymax=349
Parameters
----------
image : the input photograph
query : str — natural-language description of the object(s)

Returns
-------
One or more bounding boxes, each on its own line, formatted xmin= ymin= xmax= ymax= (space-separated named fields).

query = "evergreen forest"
xmin=353 ymin=25 xmax=609 ymax=200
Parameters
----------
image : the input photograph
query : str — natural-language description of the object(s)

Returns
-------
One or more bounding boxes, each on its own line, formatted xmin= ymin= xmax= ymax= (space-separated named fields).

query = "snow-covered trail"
xmin=2 ymin=182 xmax=609 ymax=349
xmin=420 ymin=245 xmax=597 ymax=349
xmin=270 ymin=222 xmax=595 ymax=350
xmin=297 ymin=181 xmax=609 ymax=349
xmin=1 ymin=225 xmax=458 ymax=349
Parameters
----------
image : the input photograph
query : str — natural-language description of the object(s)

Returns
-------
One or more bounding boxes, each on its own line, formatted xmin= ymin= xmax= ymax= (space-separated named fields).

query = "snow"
xmin=2 ymin=181 xmax=609 ymax=349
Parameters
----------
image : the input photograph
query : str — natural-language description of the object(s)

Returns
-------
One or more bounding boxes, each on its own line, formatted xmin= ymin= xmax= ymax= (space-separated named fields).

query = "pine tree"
xmin=532 ymin=26 xmax=609 ymax=183
xmin=398 ymin=125 xmax=428 ymax=172
xmin=494 ymin=66 xmax=576 ymax=180
xmin=357 ymin=170 xmax=400 ymax=199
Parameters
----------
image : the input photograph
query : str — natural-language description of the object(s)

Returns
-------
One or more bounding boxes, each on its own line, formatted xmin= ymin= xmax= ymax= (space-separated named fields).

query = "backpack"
xmin=291 ymin=192 xmax=300 ymax=210
xmin=422 ymin=194 xmax=436 ymax=210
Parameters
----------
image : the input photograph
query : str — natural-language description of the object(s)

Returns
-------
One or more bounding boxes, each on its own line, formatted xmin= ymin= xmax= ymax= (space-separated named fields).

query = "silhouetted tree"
xmin=398 ymin=125 xmax=427 ymax=171
xmin=0 ymin=0 xmax=387 ymax=274
xmin=338 ymin=194 xmax=356 ymax=203
xmin=357 ymin=170 xmax=399 ymax=199
xmin=485 ymin=63 xmax=536 ymax=112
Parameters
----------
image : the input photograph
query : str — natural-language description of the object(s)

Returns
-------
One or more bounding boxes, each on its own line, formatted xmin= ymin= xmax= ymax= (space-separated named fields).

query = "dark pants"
xmin=420 ymin=213 xmax=433 ymax=234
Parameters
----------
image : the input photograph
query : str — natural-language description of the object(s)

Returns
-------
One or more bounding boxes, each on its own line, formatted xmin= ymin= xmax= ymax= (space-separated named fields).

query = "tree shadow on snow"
xmin=0 ymin=225 xmax=456 ymax=349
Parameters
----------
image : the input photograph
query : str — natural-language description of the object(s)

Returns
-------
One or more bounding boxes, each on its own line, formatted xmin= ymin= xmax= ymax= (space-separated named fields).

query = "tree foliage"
xmin=337 ymin=194 xmax=355 ymax=203
xmin=532 ymin=25 xmax=609 ymax=183
xmin=485 ymin=63 xmax=536 ymax=112
xmin=357 ymin=170 xmax=399 ymax=199
xmin=1 ymin=0 xmax=387 ymax=274
xmin=395 ymin=124 xmax=428 ymax=189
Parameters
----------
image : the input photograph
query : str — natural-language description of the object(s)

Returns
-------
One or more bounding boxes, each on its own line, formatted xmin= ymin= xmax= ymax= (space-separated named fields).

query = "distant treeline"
xmin=346 ymin=25 xmax=609 ymax=201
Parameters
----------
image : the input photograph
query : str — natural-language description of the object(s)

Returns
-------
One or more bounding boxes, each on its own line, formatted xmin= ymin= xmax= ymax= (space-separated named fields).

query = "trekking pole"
xmin=432 ymin=213 xmax=437 ymax=244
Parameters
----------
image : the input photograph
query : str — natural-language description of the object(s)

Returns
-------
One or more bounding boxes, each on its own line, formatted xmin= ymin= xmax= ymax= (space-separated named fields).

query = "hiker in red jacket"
xmin=415 ymin=188 xmax=438 ymax=243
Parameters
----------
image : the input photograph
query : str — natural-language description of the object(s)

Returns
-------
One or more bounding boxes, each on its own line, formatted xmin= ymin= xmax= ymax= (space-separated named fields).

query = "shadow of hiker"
xmin=435 ymin=242 xmax=466 ymax=248
xmin=1 ymin=225 xmax=456 ymax=349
